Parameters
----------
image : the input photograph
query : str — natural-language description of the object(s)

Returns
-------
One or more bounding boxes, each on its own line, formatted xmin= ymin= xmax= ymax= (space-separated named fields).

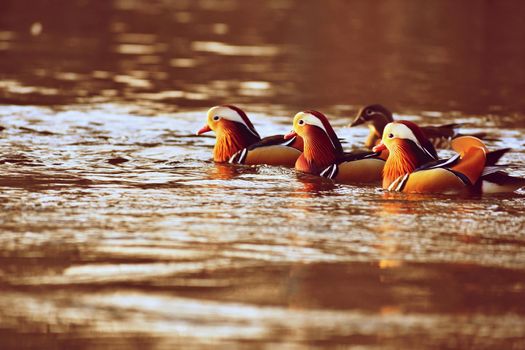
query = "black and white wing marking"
xmin=387 ymin=173 xmax=410 ymax=192
xmin=229 ymin=148 xmax=248 ymax=164
xmin=415 ymin=153 xmax=461 ymax=171
xmin=320 ymin=164 xmax=339 ymax=179
xmin=339 ymin=150 xmax=383 ymax=162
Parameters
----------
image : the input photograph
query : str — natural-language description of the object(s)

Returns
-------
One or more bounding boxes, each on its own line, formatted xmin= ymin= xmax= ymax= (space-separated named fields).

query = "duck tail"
xmin=481 ymin=171 xmax=525 ymax=193
xmin=451 ymin=136 xmax=488 ymax=155
xmin=485 ymin=148 xmax=511 ymax=166
xmin=450 ymin=136 xmax=487 ymax=184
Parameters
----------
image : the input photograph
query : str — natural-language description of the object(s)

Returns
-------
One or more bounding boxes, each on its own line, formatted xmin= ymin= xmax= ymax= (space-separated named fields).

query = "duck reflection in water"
xmin=378 ymin=191 xmax=483 ymax=216
xmin=294 ymin=172 xmax=337 ymax=195
xmin=204 ymin=162 xmax=268 ymax=181
xmin=206 ymin=163 xmax=244 ymax=180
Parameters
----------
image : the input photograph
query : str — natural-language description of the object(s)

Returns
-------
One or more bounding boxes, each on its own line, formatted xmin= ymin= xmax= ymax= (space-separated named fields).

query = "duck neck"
xmin=383 ymin=143 xmax=419 ymax=189
xmin=288 ymin=135 xmax=304 ymax=152
xmin=371 ymin=114 xmax=392 ymax=137
xmin=214 ymin=125 xmax=260 ymax=162
xmin=297 ymin=131 xmax=339 ymax=174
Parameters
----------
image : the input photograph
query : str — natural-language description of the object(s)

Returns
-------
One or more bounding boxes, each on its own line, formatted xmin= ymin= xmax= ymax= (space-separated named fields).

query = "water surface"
xmin=1 ymin=1 xmax=525 ymax=349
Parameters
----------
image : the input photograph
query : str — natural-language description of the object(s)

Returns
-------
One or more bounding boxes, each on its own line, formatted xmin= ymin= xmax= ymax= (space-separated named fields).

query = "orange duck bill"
xmin=379 ymin=121 xmax=525 ymax=194
xmin=196 ymin=124 xmax=212 ymax=135
xmin=289 ymin=110 xmax=385 ymax=184
xmin=196 ymin=105 xmax=302 ymax=166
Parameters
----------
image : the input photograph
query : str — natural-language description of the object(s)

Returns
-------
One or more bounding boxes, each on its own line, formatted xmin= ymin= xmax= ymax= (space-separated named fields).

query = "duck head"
xmin=197 ymin=105 xmax=261 ymax=162
xmin=373 ymin=121 xmax=438 ymax=188
xmin=285 ymin=110 xmax=343 ymax=174
xmin=351 ymin=104 xmax=393 ymax=127
xmin=350 ymin=104 xmax=395 ymax=149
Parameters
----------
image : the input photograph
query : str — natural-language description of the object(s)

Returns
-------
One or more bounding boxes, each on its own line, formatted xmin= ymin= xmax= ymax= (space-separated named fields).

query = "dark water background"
xmin=1 ymin=1 xmax=525 ymax=349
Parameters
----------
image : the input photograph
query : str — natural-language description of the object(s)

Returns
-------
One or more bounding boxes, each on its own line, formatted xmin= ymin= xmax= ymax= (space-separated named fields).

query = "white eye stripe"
xmin=385 ymin=123 xmax=435 ymax=159
xmin=386 ymin=123 xmax=417 ymax=143
xmin=207 ymin=106 xmax=260 ymax=138
xmin=295 ymin=112 xmax=336 ymax=149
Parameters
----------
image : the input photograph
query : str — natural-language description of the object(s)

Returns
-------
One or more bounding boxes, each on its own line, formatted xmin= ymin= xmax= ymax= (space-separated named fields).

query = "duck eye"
xmin=298 ymin=119 xmax=305 ymax=125
xmin=213 ymin=115 xmax=220 ymax=121
xmin=388 ymin=133 xmax=394 ymax=139
xmin=366 ymin=109 xmax=374 ymax=116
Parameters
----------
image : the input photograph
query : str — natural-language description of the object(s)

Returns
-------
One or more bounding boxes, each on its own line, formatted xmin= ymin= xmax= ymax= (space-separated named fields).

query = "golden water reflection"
xmin=1 ymin=0 xmax=525 ymax=348
xmin=1 ymin=0 xmax=525 ymax=116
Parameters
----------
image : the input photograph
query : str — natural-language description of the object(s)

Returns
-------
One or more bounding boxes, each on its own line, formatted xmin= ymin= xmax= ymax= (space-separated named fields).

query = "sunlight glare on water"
xmin=1 ymin=103 xmax=525 ymax=349
xmin=1 ymin=0 xmax=525 ymax=349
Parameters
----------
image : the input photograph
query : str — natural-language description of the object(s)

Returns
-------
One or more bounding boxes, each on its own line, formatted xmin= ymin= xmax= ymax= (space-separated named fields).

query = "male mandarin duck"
xmin=374 ymin=121 xmax=525 ymax=194
xmin=350 ymin=104 xmax=486 ymax=150
xmin=284 ymin=110 xmax=385 ymax=184
xmin=196 ymin=105 xmax=303 ymax=166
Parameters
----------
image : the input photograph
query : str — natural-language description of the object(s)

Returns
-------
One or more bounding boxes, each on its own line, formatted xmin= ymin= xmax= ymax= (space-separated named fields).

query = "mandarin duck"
xmin=374 ymin=121 xmax=525 ymax=194
xmin=197 ymin=105 xmax=303 ymax=166
xmin=350 ymin=104 xmax=486 ymax=149
xmin=284 ymin=110 xmax=385 ymax=184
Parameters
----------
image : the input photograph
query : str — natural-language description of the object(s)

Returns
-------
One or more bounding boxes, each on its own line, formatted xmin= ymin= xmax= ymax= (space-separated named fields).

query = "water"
xmin=1 ymin=1 xmax=525 ymax=349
